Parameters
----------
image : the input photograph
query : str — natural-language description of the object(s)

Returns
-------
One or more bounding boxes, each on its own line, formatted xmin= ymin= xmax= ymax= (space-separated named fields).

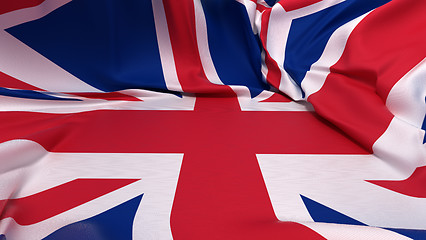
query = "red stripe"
xmin=253 ymin=1 xmax=269 ymax=12
xmin=256 ymin=5 xmax=269 ymax=12
xmin=246 ymin=0 xmax=269 ymax=12
xmin=172 ymin=150 xmax=325 ymax=240
xmin=347 ymin=0 xmax=426 ymax=101
xmin=0 ymin=97 xmax=365 ymax=239
xmin=260 ymin=92 xmax=292 ymax=102
xmin=306 ymin=0 xmax=426 ymax=151
xmin=246 ymin=0 xmax=272 ymax=11
xmin=0 ymin=179 xmax=138 ymax=225
xmin=279 ymin=0 xmax=322 ymax=12
xmin=367 ymin=166 xmax=426 ymax=198
xmin=0 ymin=71 xmax=43 ymax=91
xmin=308 ymin=76 xmax=393 ymax=152
xmin=0 ymin=99 xmax=367 ymax=154
xmin=0 ymin=0 xmax=45 ymax=15
xmin=260 ymin=9 xmax=282 ymax=90
xmin=71 ymin=92 xmax=142 ymax=102
xmin=162 ymin=0 xmax=224 ymax=94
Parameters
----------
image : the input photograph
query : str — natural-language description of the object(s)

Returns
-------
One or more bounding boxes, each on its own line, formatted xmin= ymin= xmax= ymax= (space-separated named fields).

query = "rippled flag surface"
xmin=0 ymin=0 xmax=425 ymax=239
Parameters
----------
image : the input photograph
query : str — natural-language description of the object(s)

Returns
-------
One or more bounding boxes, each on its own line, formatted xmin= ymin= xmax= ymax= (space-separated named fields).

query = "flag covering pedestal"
xmin=0 ymin=0 xmax=425 ymax=239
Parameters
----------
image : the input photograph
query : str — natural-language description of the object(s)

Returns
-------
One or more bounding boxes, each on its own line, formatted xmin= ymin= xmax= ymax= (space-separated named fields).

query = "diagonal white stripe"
xmin=385 ymin=58 xmax=426 ymax=129
xmin=265 ymin=0 xmax=347 ymax=100
xmin=302 ymin=222 xmax=412 ymax=240
xmin=0 ymin=140 xmax=182 ymax=240
xmin=302 ymin=12 xmax=369 ymax=99
xmin=0 ymin=31 xmax=101 ymax=92
xmin=267 ymin=5 xmax=302 ymax=100
xmin=0 ymin=0 xmax=71 ymax=30
xmin=283 ymin=0 xmax=346 ymax=17
xmin=258 ymin=154 xmax=426 ymax=229
xmin=371 ymin=60 xmax=426 ymax=177
xmin=0 ymin=90 xmax=195 ymax=113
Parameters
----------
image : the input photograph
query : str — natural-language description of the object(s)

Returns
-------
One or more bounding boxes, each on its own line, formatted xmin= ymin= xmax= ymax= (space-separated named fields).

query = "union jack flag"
xmin=0 ymin=0 xmax=425 ymax=239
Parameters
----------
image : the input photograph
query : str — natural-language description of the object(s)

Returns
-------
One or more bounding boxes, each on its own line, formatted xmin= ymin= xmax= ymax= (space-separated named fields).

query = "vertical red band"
xmin=161 ymin=0 xmax=224 ymax=93
xmin=260 ymin=9 xmax=282 ymax=90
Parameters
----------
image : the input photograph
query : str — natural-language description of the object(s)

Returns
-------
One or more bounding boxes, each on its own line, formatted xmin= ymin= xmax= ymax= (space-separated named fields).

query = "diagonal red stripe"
xmin=0 ymin=178 xmax=139 ymax=225
xmin=71 ymin=92 xmax=142 ymax=102
xmin=0 ymin=71 xmax=43 ymax=91
xmin=0 ymin=0 xmax=45 ymax=15
xmin=367 ymin=166 xmax=426 ymax=198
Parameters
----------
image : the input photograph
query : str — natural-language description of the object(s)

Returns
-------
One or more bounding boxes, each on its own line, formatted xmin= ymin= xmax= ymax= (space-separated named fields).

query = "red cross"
xmin=1 ymin=0 xmax=425 ymax=238
xmin=0 ymin=91 xmax=367 ymax=239
xmin=0 ymin=0 xmax=365 ymax=238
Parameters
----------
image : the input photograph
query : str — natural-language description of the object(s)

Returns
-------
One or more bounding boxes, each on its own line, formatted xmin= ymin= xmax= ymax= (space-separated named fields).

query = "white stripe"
xmin=385 ymin=58 xmax=426 ymax=128
xmin=266 ymin=5 xmax=302 ymax=100
xmin=265 ymin=0 xmax=346 ymax=100
xmin=257 ymin=1 xmax=271 ymax=8
xmin=283 ymin=0 xmax=346 ymax=18
xmin=152 ymin=0 xmax=183 ymax=92
xmin=0 ymin=31 xmax=101 ymax=92
xmin=301 ymin=222 xmax=412 ymax=240
xmin=0 ymin=0 xmax=71 ymax=30
xmin=371 ymin=59 xmax=426 ymax=177
xmin=0 ymin=90 xmax=195 ymax=113
xmin=231 ymin=87 xmax=313 ymax=111
xmin=258 ymin=154 xmax=426 ymax=229
xmin=260 ymin=50 xmax=269 ymax=84
xmin=266 ymin=5 xmax=291 ymax=73
xmin=251 ymin=90 xmax=275 ymax=101
xmin=255 ymin=9 xmax=269 ymax=84
xmin=235 ymin=0 xmax=258 ymax=34
xmin=193 ymin=0 xmax=224 ymax=85
xmin=240 ymin=100 xmax=313 ymax=111
xmin=372 ymin=117 xmax=426 ymax=176
xmin=302 ymin=12 xmax=369 ymax=98
xmin=0 ymin=140 xmax=182 ymax=240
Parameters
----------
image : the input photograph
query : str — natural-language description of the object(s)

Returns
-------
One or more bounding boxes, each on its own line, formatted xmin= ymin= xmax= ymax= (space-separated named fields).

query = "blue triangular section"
xmin=422 ymin=116 xmax=426 ymax=144
xmin=43 ymin=194 xmax=143 ymax=240
xmin=0 ymin=234 xmax=6 ymax=240
xmin=300 ymin=195 xmax=365 ymax=226
xmin=264 ymin=0 xmax=277 ymax=7
xmin=386 ymin=228 xmax=426 ymax=240
xmin=7 ymin=0 xmax=167 ymax=92
xmin=0 ymin=88 xmax=79 ymax=101
xmin=301 ymin=195 xmax=426 ymax=239
xmin=200 ymin=0 xmax=270 ymax=98
xmin=284 ymin=0 xmax=391 ymax=96
xmin=300 ymin=195 xmax=426 ymax=240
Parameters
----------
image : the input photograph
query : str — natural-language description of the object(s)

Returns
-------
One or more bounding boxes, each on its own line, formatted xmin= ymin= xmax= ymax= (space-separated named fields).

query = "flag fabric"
xmin=0 ymin=0 xmax=425 ymax=239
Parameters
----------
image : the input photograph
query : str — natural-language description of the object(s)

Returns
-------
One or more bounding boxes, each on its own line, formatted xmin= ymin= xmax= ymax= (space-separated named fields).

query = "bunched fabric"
xmin=0 ymin=0 xmax=425 ymax=239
